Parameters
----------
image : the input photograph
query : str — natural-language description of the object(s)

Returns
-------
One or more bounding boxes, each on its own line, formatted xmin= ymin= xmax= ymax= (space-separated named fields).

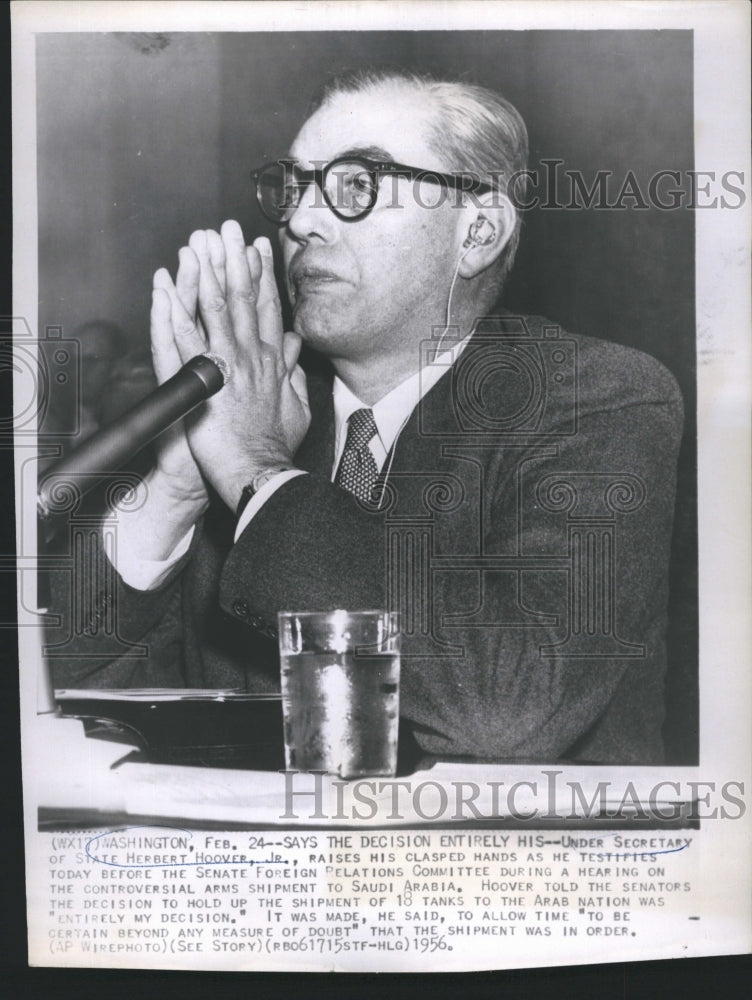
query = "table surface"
xmin=30 ymin=711 xmax=700 ymax=832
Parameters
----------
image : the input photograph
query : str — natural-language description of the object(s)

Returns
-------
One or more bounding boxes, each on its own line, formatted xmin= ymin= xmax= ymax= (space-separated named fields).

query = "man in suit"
xmin=48 ymin=70 xmax=683 ymax=764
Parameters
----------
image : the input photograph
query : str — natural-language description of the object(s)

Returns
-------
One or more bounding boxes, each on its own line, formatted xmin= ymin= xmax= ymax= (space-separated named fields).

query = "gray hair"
xmin=310 ymin=68 xmax=529 ymax=286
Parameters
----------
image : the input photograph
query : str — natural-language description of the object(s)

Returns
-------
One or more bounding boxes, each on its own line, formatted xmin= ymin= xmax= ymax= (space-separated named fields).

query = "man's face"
xmin=280 ymin=85 xmax=463 ymax=366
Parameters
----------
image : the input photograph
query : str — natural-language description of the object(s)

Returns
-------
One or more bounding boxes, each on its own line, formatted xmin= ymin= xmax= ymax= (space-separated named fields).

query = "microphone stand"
xmin=37 ymin=353 xmax=226 ymax=542
xmin=34 ymin=353 xmax=227 ymax=712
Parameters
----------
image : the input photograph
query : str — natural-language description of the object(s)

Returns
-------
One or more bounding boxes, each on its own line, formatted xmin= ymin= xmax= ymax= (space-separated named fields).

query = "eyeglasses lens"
xmin=256 ymin=161 xmax=377 ymax=222
xmin=256 ymin=163 xmax=297 ymax=222
xmin=323 ymin=162 xmax=377 ymax=218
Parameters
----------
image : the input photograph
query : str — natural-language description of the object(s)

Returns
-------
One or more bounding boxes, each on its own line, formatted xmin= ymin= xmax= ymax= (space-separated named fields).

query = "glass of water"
xmin=277 ymin=609 xmax=400 ymax=778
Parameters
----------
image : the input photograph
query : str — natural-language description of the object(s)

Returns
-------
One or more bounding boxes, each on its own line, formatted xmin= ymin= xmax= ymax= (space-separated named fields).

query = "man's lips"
xmin=289 ymin=259 xmax=348 ymax=291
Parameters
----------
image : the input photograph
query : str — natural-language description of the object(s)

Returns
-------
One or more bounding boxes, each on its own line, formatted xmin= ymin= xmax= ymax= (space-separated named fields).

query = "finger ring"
xmin=201 ymin=352 xmax=231 ymax=385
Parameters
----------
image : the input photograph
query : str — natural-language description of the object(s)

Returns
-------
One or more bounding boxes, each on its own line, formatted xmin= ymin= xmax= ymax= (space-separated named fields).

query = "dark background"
xmin=35 ymin=30 xmax=698 ymax=763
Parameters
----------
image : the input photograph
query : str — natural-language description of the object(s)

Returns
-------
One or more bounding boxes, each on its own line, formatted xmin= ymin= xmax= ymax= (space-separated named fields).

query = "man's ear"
xmin=456 ymin=196 xmax=516 ymax=279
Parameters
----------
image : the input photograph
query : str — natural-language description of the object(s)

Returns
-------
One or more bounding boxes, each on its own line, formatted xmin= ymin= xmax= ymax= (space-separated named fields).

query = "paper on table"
xmin=114 ymin=758 xmax=698 ymax=828
xmin=55 ymin=689 xmax=262 ymax=701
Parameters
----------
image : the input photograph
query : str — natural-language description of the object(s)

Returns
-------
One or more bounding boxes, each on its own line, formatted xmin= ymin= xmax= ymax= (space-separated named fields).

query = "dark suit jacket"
xmin=47 ymin=313 xmax=683 ymax=764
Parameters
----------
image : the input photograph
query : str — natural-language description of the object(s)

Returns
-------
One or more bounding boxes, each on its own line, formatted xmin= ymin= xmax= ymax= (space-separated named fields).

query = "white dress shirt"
xmin=112 ymin=336 xmax=470 ymax=591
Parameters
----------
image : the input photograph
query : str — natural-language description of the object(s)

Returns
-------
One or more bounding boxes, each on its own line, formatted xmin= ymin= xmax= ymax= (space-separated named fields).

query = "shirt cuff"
xmin=109 ymin=521 xmax=195 ymax=592
xmin=234 ymin=469 xmax=308 ymax=542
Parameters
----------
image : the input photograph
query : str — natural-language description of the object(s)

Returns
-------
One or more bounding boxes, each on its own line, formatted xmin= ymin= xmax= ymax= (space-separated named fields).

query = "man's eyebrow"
xmin=334 ymin=145 xmax=395 ymax=162
xmin=285 ymin=145 xmax=397 ymax=167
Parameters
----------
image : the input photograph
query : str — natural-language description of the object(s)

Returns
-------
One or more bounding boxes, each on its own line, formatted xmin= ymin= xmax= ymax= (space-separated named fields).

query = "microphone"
xmin=37 ymin=353 xmax=229 ymax=521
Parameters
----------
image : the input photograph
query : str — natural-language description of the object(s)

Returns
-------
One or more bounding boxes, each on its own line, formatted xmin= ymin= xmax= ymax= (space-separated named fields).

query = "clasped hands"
xmin=150 ymin=220 xmax=310 ymax=515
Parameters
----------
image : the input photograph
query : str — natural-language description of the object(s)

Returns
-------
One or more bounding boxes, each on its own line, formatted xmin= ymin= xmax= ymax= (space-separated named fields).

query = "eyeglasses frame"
xmin=250 ymin=155 xmax=498 ymax=224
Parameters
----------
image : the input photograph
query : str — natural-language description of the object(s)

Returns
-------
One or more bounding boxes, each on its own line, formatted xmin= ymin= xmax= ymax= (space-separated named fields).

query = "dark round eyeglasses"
xmin=250 ymin=155 xmax=496 ymax=224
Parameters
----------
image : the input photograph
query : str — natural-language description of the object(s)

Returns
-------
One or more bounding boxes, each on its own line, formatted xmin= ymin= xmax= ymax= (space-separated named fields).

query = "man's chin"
xmin=293 ymin=302 xmax=349 ymax=353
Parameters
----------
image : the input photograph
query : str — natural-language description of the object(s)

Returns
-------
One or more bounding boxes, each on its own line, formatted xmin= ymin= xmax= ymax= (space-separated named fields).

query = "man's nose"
xmin=285 ymin=177 xmax=338 ymax=242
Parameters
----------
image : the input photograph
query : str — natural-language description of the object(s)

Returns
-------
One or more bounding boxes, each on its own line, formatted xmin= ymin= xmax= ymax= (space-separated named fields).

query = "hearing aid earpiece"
xmin=463 ymin=216 xmax=496 ymax=249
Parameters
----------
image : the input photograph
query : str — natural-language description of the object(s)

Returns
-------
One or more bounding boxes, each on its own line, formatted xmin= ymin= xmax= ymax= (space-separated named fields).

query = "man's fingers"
xmin=175 ymin=246 xmax=200 ymax=316
xmin=283 ymin=332 xmax=309 ymax=414
xmin=177 ymin=222 xmax=282 ymax=367
xmin=282 ymin=330 xmax=303 ymax=373
xmin=289 ymin=363 xmax=310 ymax=416
xmin=190 ymin=227 xmax=241 ymax=358
xmin=175 ymin=247 xmax=209 ymax=344
xmin=150 ymin=283 xmax=180 ymax=385
xmin=151 ymin=273 xmax=184 ymax=384
xmin=219 ymin=219 xmax=262 ymax=356
xmin=254 ymin=236 xmax=284 ymax=350
xmin=206 ymin=229 xmax=226 ymax=295
xmin=154 ymin=264 xmax=207 ymax=365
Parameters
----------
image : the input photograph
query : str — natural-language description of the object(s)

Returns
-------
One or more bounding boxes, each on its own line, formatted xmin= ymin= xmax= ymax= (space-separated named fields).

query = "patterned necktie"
xmin=335 ymin=408 xmax=380 ymax=503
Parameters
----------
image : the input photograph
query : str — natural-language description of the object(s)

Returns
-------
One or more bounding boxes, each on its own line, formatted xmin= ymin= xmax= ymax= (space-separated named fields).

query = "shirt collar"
xmin=332 ymin=334 xmax=472 ymax=455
